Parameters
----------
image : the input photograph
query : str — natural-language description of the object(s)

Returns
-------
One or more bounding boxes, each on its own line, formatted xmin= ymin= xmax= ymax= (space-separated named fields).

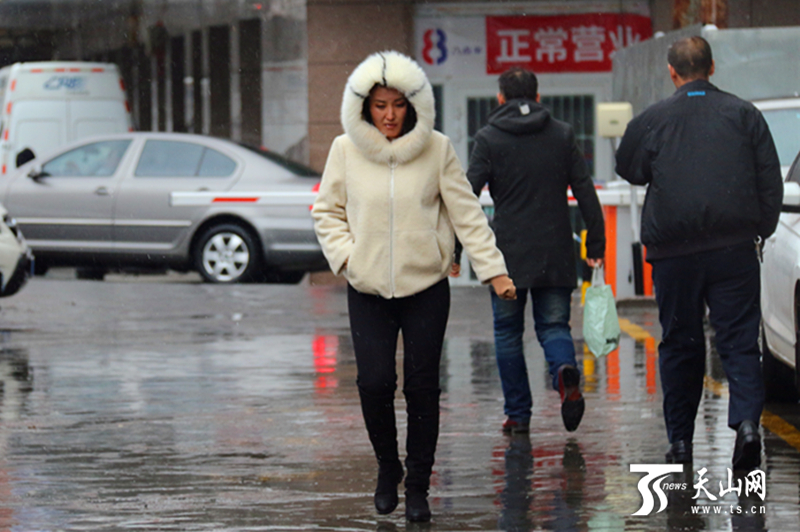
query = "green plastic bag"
xmin=582 ymin=267 xmax=621 ymax=357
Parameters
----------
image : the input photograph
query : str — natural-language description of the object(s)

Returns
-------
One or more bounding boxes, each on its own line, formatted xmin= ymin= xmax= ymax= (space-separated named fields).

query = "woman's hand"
xmin=490 ymin=275 xmax=516 ymax=300
xmin=450 ymin=263 xmax=461 ymax=277
xmin=586 ymin=258 xmax=604 ymax=268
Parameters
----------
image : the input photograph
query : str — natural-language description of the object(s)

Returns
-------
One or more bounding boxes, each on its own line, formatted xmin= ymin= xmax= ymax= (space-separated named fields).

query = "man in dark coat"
xmin=615 ymin=36 xmax=783 ymax=470
xmin=464 ymin=67 xmax=605 ymax=433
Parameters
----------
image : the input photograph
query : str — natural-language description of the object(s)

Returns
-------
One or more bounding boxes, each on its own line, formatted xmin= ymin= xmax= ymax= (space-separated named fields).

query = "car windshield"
xmin=761 ymin=107 xmax=800 ymax=168
xmin=235 ymin=143 xmax=320 ymax=177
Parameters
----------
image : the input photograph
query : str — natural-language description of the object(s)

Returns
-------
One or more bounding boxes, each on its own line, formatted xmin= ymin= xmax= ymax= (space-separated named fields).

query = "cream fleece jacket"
xmin=311 ymin=51 xmax=507 ymax=298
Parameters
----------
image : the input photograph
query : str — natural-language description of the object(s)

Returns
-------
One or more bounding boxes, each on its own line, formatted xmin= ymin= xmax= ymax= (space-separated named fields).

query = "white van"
xmin=0 ymin=61 xmax=132 ymax=176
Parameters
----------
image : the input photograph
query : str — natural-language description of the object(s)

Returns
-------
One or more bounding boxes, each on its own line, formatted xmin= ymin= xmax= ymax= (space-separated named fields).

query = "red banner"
xmin=486 ymin=14 xmax=652 ymax=74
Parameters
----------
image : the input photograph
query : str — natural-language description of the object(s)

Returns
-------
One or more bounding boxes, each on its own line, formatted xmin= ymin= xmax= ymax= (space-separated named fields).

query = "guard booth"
xmin=453 ymin=184 xmax=651 ymax=301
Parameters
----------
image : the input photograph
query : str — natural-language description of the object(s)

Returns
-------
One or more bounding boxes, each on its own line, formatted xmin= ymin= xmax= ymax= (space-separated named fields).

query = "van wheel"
xmin=194 ymin=223 xmax=261 ymax=283
xmin=762 ymin=324 xmax=800 ymax=403
xmin=75 ymin=267 xmax=106 ymax=281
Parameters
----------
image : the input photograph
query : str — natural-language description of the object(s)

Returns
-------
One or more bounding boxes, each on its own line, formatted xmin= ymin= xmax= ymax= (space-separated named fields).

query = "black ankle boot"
xmin=374 ymin=461 xmax=404 ymax=514
xmin=405 ymin=489 xmax=431 ymax=522
xmin=733 ymin=420 xmax=761 ymax=471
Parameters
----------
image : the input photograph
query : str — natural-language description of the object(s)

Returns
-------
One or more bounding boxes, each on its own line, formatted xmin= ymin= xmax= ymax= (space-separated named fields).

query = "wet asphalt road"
xmin=1 ymin=272 xmax=799 ymax=531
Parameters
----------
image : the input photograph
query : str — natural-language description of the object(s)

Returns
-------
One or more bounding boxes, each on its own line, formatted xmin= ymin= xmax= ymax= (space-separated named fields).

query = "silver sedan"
xmin=2 ymin=132 xmax=327 ymax=283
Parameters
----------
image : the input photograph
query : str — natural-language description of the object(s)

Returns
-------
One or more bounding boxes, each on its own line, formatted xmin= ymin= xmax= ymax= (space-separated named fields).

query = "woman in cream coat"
xmin=312 ymin=51 xmax=515 ymax=522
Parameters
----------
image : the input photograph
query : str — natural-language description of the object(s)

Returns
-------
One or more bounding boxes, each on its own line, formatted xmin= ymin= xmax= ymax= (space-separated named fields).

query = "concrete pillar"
xmin=208 ymin=24 xmax=232 ymax=138
xmin=239 ymin=18 xmax=262 ymax=147
xmin=230 ymin=21 xmax=242 ymax=143
xmin=306 ymin=0 xmax=414 ymax=171
xmin=261 ymin=6 xmax=310 ymax=163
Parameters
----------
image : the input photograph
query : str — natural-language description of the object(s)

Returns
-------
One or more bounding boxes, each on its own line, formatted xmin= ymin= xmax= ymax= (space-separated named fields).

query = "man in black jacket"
xmin=465 ymin=67 xmax=605 ymax=433
xmin=616 ymin=36 xmax=783 ymax=470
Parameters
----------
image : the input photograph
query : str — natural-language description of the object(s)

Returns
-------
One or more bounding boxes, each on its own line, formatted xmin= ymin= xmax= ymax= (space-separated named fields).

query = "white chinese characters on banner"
xmin=534 ymin=28 xmax=569 ymax=63
xmin=609 ymin=25 xmax=644 ymax=50
xmin=496 ymin=29 xmax=532 ymax=63
xmin=572 ymin=26 xmax=606 ymax=62
xmin=486 ymin=14 xmax=652 ymax=74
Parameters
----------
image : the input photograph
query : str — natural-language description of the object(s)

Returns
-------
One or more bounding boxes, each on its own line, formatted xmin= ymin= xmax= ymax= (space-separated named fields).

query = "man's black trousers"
xmin=347 ymin=278 xmax=449 ymax=491
xmin=651 ymin=243 xmax=764 ymax=444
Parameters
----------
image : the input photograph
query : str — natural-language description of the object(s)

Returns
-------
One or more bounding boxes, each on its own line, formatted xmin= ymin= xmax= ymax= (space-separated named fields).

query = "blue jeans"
xmin=491 ymin=287 xmax=578 ymax=423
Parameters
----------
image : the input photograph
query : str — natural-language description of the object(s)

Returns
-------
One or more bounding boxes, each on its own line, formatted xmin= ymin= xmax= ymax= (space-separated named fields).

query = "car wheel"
xmin=761 ymin=323 xmax=800 ymax=403
xmin=75 ymin=267 xmax=106 ymax=281
xmin=194 ymin=223 xmax=261 ymax=283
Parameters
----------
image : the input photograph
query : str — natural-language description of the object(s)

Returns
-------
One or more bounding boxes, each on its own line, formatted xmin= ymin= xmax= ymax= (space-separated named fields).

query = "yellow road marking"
xmin=618 ymin=318 xmax=652 ymax=342
xmin=618 ymin=318 xmax=800 ymax=453
xmin=761 ymin=410 xmax=800 ymax=452
xmin=703 ymin=375 xmax=729 ymax=397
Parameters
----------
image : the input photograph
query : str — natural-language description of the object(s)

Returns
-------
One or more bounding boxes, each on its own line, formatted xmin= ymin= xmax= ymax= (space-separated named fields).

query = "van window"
xmin=43 ymin=140 xmax=132 ymax=177
xmin=135 ymin=140 xmax=235 ymax=177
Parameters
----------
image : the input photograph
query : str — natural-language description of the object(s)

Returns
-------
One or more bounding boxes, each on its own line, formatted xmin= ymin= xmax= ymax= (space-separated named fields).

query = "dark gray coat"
xmin=466 ymin=99 xmax=605 ymax=288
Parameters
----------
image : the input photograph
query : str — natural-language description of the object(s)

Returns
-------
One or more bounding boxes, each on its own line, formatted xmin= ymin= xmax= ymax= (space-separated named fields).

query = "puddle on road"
xmin=0 ymin=327 xmax=798 ymax=531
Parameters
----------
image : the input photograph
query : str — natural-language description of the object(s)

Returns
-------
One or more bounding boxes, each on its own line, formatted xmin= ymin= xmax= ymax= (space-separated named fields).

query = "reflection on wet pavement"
xmin=0 ymin=280 xmax=797 ymax=530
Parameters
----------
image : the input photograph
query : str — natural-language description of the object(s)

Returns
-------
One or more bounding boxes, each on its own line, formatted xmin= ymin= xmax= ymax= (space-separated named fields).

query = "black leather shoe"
xmin=374 ymin=461 xmax=404 ymax=515
xmin=665 ymin=440 xmax=693 ymax=464
xmin=405 ymin=490 xmax=431 ymax=522
xmin=733 ymin=420 xmax=761 ymax=471
xmin=558 ymin=365 xmax=585 ymax=432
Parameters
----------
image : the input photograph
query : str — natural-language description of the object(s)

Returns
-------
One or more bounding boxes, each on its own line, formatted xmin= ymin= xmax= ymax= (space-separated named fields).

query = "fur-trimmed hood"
xmin=341 ymin=51 xmax=435 ymax=165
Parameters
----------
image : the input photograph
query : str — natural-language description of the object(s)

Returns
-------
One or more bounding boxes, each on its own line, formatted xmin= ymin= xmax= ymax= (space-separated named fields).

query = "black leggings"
xmin=347 ymin=278 xmax=450 ymax=490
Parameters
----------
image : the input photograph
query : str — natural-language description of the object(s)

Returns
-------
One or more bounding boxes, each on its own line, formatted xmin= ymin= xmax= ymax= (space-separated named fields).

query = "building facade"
xmin=1 ymin=0 xmax=798 ymax=172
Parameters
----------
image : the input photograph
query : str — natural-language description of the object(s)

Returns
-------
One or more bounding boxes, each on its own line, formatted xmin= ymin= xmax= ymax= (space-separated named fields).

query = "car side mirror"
xmin=782 ymin=182 xmax=800 ymax=213
xmin=16 ymin=148 xmax=35 ymax=168
xmin=27 ymin=164 xmax=45 ymax=181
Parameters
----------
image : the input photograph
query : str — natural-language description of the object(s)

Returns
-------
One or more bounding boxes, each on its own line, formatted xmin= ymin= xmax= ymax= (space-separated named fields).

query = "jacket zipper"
xmin=389 ymin=156 xmax=397 ymax=296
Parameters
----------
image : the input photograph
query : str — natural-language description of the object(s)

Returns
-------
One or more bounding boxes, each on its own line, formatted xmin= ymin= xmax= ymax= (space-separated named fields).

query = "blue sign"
xmin=44 ymin=76 xmax=87 ymax=91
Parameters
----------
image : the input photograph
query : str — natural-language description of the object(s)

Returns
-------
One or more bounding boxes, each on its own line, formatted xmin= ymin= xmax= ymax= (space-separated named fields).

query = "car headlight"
xmin=3 ymin=213 xmax=20 ymax=237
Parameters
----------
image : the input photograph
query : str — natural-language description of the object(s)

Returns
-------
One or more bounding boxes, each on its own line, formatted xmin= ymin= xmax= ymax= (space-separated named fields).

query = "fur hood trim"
xmin=341 ymin=51 xmax=435 ymax=165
